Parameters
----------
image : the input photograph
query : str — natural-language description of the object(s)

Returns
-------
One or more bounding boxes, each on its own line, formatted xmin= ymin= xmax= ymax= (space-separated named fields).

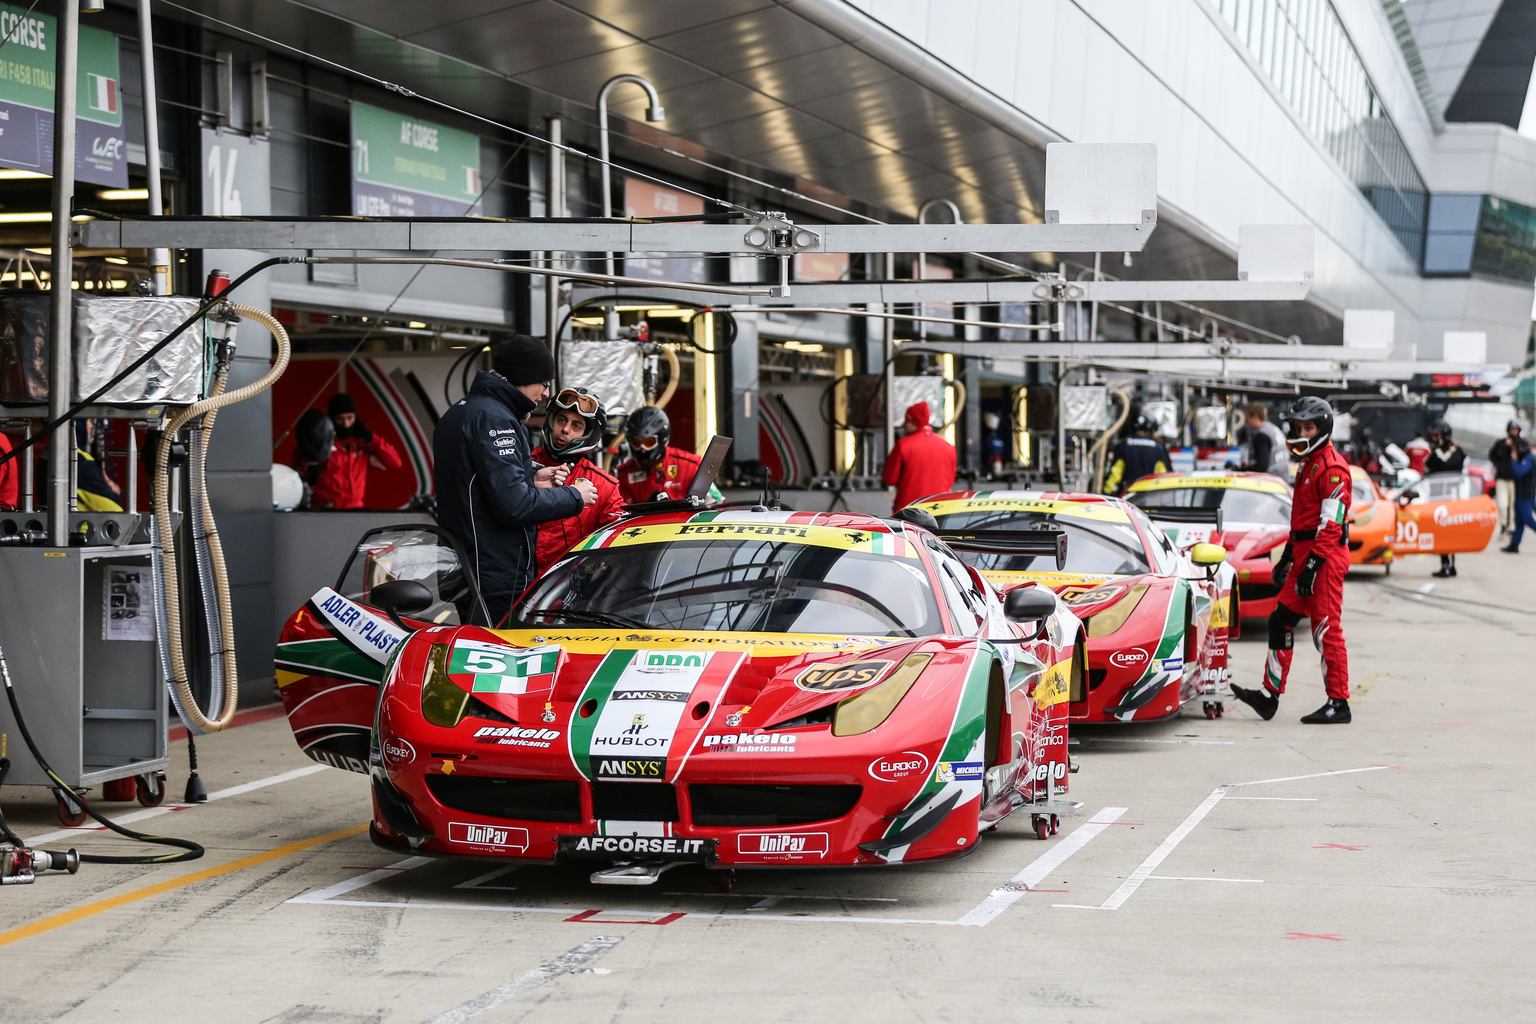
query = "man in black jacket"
xmin=1488 ymin=419 xmax=1530 ymax=537
xmin=434 ymin=335 xmax=597 ymax=623
xmin=1425 ymin=421 xmax=1466 ymax=578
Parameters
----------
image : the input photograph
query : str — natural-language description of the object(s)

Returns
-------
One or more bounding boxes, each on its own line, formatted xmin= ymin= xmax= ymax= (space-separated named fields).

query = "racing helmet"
xmin=626 ymin=405 xmax=670 ymax=469
xmin=1282 ymin=396 xmax=1335 ymax=460
xmin=1131 ymin=414 xmax=1157 ymax=435
xmin=1428 ymin=419 xmax=1452 ymax=443
xmin=541 ymin=386 xmax=606 ymax=463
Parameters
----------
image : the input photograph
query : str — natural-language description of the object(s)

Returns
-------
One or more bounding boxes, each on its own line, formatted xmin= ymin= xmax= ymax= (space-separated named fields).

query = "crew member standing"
xmin=613 ymin=406 xmax=720 ymax=504
xmin=301 ymin=393 xmax=403 ymax=509
xmin=1425 ymin=420 xmax=1466 ymax=578
xmin=1488 ymin=419 xmax=1530 ymax=537
xmin=1104 ymin=415 xmax=1171 ymax=495
xmin=434 ymin=335 xmax=597 ymax=623
xmin=1230 ymin=397 xmax=1353 ymax=724
xmin=1240 ymin=402 xmax=1289 ymax=479
xmin=1501 ymin=445 xmax=1536 ymax=553
xmin=883 ymin=401 xmax=957 ymax=514
xmin=530 ymin=386 xmax=624 ymax=572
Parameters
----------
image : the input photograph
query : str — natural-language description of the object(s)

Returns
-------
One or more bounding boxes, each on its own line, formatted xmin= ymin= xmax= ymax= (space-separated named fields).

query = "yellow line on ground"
xmin=0 ymin=824 xmax=368 ymax=948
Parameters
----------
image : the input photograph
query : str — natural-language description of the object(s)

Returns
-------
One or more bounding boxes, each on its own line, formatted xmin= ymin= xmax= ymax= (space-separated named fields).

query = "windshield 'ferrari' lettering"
xmin=676 ymin=523 xmax=810 ymax=538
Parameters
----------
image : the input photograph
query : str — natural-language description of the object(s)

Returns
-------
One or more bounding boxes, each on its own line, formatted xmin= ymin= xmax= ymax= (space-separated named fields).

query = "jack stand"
xmin=589 ymin=860 xmax=683 ymax=886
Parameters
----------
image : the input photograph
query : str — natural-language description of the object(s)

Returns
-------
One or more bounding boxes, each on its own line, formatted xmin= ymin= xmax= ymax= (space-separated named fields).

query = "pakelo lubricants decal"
xmin=570 ymin=649 xmax=737 ymax=782
xmin=448 ymin=640 xmax=559 ymax=694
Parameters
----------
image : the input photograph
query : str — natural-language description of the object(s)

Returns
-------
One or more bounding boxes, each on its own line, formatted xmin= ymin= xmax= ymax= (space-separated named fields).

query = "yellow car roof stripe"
xmin=919 ymin=496 xmax=1130 ymax=523
xmin=1126 ymin=474 xmax=1288 ymax=495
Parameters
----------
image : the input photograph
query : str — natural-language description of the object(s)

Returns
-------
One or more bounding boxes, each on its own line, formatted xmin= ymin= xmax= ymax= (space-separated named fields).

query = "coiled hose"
xmin=155 ymin=305 xmax=291 ymax=734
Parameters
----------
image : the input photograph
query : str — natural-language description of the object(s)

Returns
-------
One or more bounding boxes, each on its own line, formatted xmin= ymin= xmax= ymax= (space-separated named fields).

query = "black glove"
xmin=1272 ymin=544 xmax=1293 ymax=590
xmin=346 ymin=420 xmax=373 ymax=445
xmin=1295 ymin=552 xmax=1324 ymax=597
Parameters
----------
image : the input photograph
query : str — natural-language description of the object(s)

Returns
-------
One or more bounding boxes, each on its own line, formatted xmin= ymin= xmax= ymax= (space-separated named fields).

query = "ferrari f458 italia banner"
xmin=0 ymin=2 xmax=126 ymax=186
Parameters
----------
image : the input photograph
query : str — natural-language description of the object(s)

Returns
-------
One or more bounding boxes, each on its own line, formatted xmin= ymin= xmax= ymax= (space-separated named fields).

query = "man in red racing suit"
xmin=1231 ymin=396 xmax=1352 ymax=724
xmin=531 ymin=386 xmax=625 ymax=572
xmin=613 ymin=405 xmax=721 ymax=504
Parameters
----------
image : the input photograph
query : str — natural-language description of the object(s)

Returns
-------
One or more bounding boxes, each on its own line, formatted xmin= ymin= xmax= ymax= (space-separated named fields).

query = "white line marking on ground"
xmin=288 ymin=856 xmax=433 ymax=903
xmin=955 ymin=806 xmax=1127 ymax=926
xmin=1232 ymin=765 xmax=1394 ymax=787
xmin=1225 ymin=796 xmax=1318 ymax=801
xmin=23 ymin=764 xmax=329 ymax=846
xmin=1419 ymin=583 xmax=1436 ymax=594
xmin=1057 ymin=789 xmax=1229 ymax=911
xmin=455 ymin=864 xmax=522 ymax=890
xmin=420 ymin=935 xmax=624 ymax=1024
xmin=662 ymin=892 xmax=898 ymax=903
xmin=1146 ymin=875 xmax=1263 ymax=883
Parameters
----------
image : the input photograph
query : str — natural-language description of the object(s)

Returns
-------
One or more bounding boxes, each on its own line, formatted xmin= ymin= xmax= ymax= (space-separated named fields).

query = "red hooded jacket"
xmin=530 ymin=447 xmax=625 ymax=572
xmin=306 ymin=433 xmax=402 ymax=509
xmin=882 ymin=402 xmax=957 ymax=513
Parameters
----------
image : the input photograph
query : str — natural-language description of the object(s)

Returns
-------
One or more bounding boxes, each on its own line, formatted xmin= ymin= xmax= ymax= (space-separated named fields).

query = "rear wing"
xmin=1142 ymin=506 xmax=1222 ymax=549
xmin=935 ymin=527 xmax=1069 ymax=572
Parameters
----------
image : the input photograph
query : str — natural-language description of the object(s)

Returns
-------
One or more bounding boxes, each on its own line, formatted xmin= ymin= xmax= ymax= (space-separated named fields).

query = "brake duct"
xmin=152 ymin=304 xmax=292 ymax=734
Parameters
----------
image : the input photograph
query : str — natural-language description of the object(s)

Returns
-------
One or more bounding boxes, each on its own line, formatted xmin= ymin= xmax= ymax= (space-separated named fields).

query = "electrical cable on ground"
xmin=0 ymin=640 xmax=203 ymax=864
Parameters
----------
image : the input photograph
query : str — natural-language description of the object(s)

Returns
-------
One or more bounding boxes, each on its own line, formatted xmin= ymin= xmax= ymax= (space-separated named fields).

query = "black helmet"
xmin=1508 ymin=419 xmax=1523 ymax=434
xmin=626 ymin=405 xmax=670 ymax=469
xmin=294 ymin=408 xmax=336 ymax=464
xmin=541 ymin=386 xmax=606 ymax=464
xmin=1428 ymin=419 xmax=1451 ymax=443
xmin=1282 ymin=396 xmax=1334 ymax=460
xmin=1131 ymin=414 xmax=1157 ymax=435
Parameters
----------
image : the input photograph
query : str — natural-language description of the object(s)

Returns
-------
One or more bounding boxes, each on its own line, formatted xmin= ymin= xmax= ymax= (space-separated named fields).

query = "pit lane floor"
xmin=0 ymin=548 xmax=1531 ymax=1023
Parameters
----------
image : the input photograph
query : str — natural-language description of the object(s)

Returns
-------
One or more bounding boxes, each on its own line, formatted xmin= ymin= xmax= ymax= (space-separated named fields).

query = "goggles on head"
xmin=630 ymin=434 xmax=663 ymax=453
xmin=552 ymin=387 xmax=601 ymax=417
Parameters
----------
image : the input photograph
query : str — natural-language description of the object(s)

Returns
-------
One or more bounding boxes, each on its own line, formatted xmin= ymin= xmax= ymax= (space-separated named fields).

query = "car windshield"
xmin=1129 ymin=486 xmax=1292 ymax=526
xmin=931 ymin=508 xmax=1151 ymax=575
xmin=335 ymin=527 xmax=480 ymax=625
xmin=1350 ymin=477 xmax=1375 ymax=507
xmin=514 ymin=539 xmax=943 ymax=637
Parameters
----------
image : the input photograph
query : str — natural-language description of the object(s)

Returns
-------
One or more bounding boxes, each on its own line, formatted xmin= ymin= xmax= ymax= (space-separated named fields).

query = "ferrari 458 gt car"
xmin=1390 ymin=472 xmax=1498 ymax=559
xmin=909 ymin=492 xmax=1237 ymax=723
xmin=1124 ymin=471 xmax=1292 ymax=619
xmin=1347 ymin=466 xmax=1397 ymax=571
xmin=274 ymin=511 xmax=1084 ymax=881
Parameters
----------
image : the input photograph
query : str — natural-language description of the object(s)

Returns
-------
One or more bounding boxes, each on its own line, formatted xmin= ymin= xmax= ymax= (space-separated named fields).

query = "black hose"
xmin=0 ymin=256 xmax=293 ymax=472
xmin=554 ymin=294 xmax=736 ymax=356
xmin=0 ymin=638 xmax=203 ymax=864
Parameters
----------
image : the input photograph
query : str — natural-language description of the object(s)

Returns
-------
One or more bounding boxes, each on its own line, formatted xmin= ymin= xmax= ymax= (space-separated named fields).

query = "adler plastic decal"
xmin=309 ymin=587 xmax=406 ymax=664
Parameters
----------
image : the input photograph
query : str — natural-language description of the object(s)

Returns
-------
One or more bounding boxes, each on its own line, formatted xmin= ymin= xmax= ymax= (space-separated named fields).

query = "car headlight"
xmin=1085 ymin=583 xmax=1149 ymax=638
xmin=832 ymin=653 xmax=933 ymax=737
xmin=420 ymin=643 xmax=470 ymax=728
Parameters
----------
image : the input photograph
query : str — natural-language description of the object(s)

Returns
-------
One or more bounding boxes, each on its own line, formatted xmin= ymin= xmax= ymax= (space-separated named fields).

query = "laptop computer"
xmin=686 ymin=434 xmax=732 ymax=500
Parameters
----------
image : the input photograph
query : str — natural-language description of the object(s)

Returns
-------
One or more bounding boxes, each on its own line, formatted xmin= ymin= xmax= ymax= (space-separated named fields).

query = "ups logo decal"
xmin=795 ymin=659 xmax=894 ymax=692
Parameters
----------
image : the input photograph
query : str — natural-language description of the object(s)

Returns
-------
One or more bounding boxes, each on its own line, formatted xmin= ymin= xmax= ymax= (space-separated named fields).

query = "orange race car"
xmin=1391 ymin=472 xmax=1499 ymax=559
xmin=1347 ymin=466 xmax=1397 ymax=572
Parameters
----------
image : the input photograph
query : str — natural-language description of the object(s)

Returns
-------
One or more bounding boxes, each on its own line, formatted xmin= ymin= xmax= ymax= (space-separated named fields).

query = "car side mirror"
xmin=1189 ymin=543 xmax=1227 ymax=567
xmin=371 ymin=579 xmax=433 ymax=629
xmin=1004 ymin=587 xmax=1057 ymax=637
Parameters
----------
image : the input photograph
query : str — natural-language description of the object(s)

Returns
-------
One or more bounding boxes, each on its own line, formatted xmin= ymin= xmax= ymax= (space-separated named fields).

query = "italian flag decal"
xmin=448 ymin=640 xmax=560 ymax=694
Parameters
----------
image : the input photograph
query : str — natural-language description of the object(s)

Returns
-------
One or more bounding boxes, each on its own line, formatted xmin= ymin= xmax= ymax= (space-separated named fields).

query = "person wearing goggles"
xmin=1230 ymin=396 xmax=1353 ymax=725
xmin=530 ymin=386 xmax=625 ymax=572
xmin=613 ymin=405 xmax=721 ymax=504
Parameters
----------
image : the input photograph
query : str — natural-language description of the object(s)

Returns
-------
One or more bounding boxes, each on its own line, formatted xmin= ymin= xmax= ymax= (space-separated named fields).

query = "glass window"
xmin=1127 ymin=486 xmax=1292 ymax=526
xmin=515 ymin=539 xmax=944 ymax=638
xmin=931 ymin=508 xmax=1153 ymax=577
xmin=923 ymin=537 xmax=983 ymax=634
xmin=1472 ymin=196 xmax=1536 ymax=285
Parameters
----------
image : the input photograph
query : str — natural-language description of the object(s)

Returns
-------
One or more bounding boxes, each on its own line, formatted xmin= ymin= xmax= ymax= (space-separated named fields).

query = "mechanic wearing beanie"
xmin=434 ymin=335 xmax=598 ymax=623
xmin=882 ymin=401 xmax=957 ymax=514
xmin=301 ymin=392 xmax=403 ymax=509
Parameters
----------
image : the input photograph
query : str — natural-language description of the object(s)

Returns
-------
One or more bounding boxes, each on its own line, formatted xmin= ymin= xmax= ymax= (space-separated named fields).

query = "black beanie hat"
xmin=493 ymin=334 xmax=556 ymax=386
xmin=327 ymin=392 xmax=356 ymax=417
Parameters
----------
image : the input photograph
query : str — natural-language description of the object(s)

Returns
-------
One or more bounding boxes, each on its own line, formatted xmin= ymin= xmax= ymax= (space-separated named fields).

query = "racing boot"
xmin=1229 ymin=684 xmax=1279 ymax=721
xmin=1300 ymin=698 xmax=1351 ymax=724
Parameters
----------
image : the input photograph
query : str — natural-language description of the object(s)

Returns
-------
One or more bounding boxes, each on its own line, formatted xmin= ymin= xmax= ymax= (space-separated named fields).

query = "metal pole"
xmin=883 ymin=251 xmax=895 ymax=459
xmin=1090 ymin=251 xmax=1101 ymax=342
xmin=47 ymin=0 xmax=80 ymax=546
xmin=596 ymin=74 xmax=664 ymax=342
xmin=137 ymin=0 xmax=169 ymax=295
xmin=544 ymin=114 xmax=564 ymax=364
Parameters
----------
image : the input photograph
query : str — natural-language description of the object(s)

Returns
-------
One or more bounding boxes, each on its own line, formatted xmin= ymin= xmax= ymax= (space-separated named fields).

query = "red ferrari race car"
xmin=1124 ymin=471 xmax=1292 ymax=620
xmin=274 ymin=511 xmax=1083 ymax=883
xmin=910 ymin=491 xmax=1237 ymax=723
